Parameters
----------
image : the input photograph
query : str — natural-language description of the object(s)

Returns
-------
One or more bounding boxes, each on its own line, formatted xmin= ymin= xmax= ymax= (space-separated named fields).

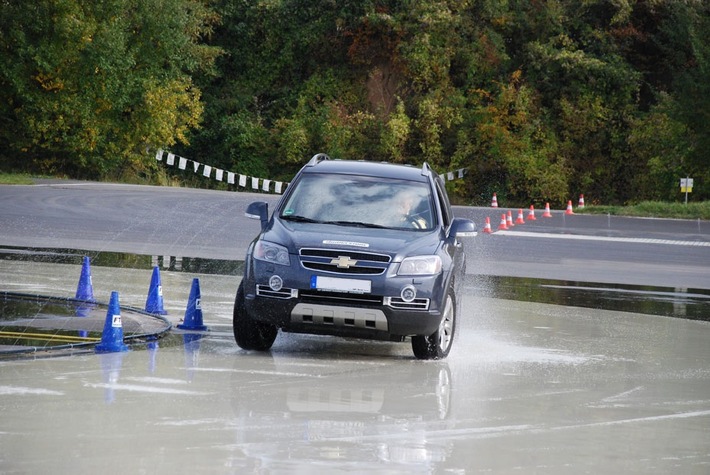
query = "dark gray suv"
xmin=234 ymin=154 xmax=476 ymax=359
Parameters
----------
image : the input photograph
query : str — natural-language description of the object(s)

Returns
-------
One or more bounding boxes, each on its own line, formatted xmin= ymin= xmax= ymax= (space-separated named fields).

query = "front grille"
xmin=300 ymin=248 xmax=391 ymax=262
xmin=301 ymin=262 xmax=384 ymax=275
xmin=299 ymin=248 xmax=391 ymax=275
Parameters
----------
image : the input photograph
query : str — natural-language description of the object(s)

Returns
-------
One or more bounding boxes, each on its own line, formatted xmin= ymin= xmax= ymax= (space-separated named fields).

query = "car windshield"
xmin=280 ymin=173 xmax=435 ymax=231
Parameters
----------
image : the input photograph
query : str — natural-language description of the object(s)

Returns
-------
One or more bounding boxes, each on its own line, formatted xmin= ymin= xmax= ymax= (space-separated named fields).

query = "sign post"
xmin=680 ymin=177 xmax=694 ymax=204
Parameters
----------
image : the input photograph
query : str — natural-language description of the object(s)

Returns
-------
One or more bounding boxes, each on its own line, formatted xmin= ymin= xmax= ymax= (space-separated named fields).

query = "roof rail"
xmin=307 ymin=153 xmax=331 ymax=166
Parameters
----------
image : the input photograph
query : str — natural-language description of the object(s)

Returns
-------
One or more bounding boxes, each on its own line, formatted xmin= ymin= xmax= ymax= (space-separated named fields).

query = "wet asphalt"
xmin=0 ymin=181 xmax=709 ymax=474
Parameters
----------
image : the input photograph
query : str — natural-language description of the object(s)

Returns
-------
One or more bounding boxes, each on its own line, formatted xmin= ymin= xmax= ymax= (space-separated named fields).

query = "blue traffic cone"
xmin=95 ymin=291 xmax=130 ymax=353
xmin=75 ymin=256 xmax=95 ymax=302
xmin=144 ymin=266 xmax=167 ymax=315
xmin=75 ymin=256 xmax=96 ymax=317
xmin=177 ymin=278 xmax=208 ymax=331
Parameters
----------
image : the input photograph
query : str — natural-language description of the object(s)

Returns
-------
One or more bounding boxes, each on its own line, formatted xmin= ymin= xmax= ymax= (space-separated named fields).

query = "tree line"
xmin=1 ymin=0 xmax=708 ymax=206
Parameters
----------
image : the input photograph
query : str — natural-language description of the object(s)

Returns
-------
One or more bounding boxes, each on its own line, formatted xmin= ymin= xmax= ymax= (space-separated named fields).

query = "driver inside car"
xmin=397 ymin=191 xmax=428 ymax=229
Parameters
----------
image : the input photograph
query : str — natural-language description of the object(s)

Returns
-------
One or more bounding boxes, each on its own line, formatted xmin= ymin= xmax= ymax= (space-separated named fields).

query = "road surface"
xmin=1 ymin=181 xmax=709 ymax=474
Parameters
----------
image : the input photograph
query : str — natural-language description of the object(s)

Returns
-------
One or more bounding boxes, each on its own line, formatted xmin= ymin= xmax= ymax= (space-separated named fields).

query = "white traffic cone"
xmin=527 ymin=205 xmax=537 ymax=221
xmin=482 ymin=216 xmax=493 ymax=234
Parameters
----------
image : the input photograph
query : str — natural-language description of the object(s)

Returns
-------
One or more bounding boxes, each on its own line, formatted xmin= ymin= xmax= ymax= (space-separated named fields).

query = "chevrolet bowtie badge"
xmin=331 ymin=256 xmax=357 ymax=268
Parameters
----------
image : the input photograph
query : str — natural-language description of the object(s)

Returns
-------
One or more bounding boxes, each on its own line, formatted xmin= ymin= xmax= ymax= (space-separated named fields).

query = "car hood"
xmin=262 ymin=217 xmax=442 ymax=262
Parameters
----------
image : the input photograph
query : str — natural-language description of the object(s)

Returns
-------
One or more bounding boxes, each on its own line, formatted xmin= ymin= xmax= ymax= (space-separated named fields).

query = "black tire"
xmin=412 ymin=290 xmax=456 ymax=360
xmin=233 ymin=282 xmax=278 ymax=351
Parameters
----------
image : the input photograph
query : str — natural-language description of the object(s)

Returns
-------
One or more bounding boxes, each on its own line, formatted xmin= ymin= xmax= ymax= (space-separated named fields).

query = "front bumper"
xmin=244 ymin=291 xmax=444 ymax=341
xmin=242 ymin=259 xmax=448 ymax=340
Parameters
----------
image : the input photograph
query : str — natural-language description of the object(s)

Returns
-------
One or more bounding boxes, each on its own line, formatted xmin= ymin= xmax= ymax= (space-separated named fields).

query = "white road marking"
xmin=494 ymin=230 xmax=710 ymax=247
xmin=0 ymin=386 xmax=64 ymax=396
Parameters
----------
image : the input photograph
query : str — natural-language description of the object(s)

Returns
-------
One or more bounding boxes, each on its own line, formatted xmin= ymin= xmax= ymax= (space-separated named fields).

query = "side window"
xmin=435 ymin=179 xmax=452 ymax=228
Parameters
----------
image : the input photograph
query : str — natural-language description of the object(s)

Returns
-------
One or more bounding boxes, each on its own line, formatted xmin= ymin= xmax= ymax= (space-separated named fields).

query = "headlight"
xmin=397 ymin=255 xmax=441 ymax=275
xmin=253 ymin=240 xmax=290 ymax=266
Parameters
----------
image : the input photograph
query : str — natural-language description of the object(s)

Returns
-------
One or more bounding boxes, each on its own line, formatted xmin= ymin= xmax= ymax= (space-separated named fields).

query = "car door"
xmin=434 ymin=178 xmax=465 ymax=291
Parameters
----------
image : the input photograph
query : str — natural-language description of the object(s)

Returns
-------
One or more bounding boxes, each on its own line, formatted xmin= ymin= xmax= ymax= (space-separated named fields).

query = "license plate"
xmin=310 ymin=276 xmax=371 ymax=294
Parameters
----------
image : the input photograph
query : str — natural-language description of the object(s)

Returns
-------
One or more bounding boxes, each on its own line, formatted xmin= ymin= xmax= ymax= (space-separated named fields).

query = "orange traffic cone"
xmin=482 ymin=216 xmax=493 ymax=234
xmin=578 ymin=194 xmax=585 ymax=208
xmin=526 ymin=205 xmax=537 ymax=221
xmin=515 ymin=209 xmax=525 ymax=224
xmin=491 ymin=193 xmax=498 ymax=207
xmin=565 ymin=200 xmax=574 ymax=215
xmin=506 ymin=210 xmax=514 ymax=227
xmin=542 ymin=202 xmax=552 ymax=218
xmin=498 ymin=214 xmax=508 ymax=230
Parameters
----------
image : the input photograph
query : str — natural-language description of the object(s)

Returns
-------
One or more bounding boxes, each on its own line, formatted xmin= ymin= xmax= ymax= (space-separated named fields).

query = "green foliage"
xmin=667 ymin=0 xmax=710 ymax=199
xmin=0 ymin=0 xmax=220 ymax=180
xmin=1 ymin=0 xmax=709 ymax=206
xmin=627 ymin=94 xmax=691 ymax=201
xmin=465 ymin=70 xmax=569 ymax=205
xmin=0 ymin=173 xmax=35 ymax=185
xmin=380 ymin=100 xmax=411 ymax=163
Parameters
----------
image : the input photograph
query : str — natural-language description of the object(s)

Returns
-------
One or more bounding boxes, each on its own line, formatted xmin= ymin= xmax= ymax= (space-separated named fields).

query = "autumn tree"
xmin=3 ymin=0 xmax=708 ymax=203
xmin=0 ymin=0 xmax=220 ymax=180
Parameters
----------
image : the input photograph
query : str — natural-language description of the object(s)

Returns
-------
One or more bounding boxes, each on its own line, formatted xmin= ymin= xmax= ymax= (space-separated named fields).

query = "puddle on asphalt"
xmin=0 ymin=246 xmax=244 ymax=275
xmin=472 ymin=275 xmax=710 ymax=322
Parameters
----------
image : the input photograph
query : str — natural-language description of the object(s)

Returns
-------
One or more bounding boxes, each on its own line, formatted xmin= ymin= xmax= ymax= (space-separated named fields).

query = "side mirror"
xmin=450 ymin=218 xmax=477 ymax=238
xmin=246 ymin=201 xmax=269 ymax=229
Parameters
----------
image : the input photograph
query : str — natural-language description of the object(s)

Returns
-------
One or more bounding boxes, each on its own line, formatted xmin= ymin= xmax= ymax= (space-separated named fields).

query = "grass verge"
xmin=0 ymin=173 xmax=35 ymax=185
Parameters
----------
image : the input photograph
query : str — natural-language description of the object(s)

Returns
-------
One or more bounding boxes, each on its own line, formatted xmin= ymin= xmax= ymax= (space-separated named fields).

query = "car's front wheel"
xmin=233 ymin=281 xmax=278 ymax=351
xmin=411 ymin=290 xmax=456 ymax=360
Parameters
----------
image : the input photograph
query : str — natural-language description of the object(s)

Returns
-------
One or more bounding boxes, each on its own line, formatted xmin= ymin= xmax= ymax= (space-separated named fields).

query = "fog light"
xmin=401 ymin=285 xmax=417 ymax=302
xmin=269 ymin=275 xmax=283 ymax=291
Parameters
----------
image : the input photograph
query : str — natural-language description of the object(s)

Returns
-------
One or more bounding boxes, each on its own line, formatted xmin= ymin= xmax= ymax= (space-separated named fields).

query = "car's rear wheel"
xmin=411 ymin=290 xmax=456 ymax=360
xmin=233 ymin=281 xmax=278 ymax=351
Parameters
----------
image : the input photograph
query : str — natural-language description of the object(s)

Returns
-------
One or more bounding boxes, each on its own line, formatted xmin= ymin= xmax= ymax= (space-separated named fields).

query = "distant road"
xmin=453 ymin=205 xmax=710 ymax=289
xmin=1 ymin=181 xmax=709 ymax=289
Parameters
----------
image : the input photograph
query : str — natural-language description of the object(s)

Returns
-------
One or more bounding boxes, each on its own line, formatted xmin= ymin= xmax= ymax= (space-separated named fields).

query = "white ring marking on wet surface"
xmin=0 ymin=386 xmax=64 ymax=396
xmin=188 ymin=367 xmax=326 ymax=378
xmin=349 ymin=410 xmax=710 ymax=443
xmin=554 ymin=409 xmax=710 ymax=430
xmin=83 ymin=383 xmax=214 ymax=395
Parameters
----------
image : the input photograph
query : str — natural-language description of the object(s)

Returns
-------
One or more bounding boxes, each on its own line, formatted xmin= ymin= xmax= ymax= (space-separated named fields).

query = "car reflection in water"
xmin=229 ymin=354 xmax=455 ymax=471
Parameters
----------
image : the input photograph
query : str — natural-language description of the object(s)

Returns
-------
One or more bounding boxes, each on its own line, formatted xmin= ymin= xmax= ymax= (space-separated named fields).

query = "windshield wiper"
xmin=281 ymin=216 xmax=387 ymax=229
xmin=280 ymin=215 xmax=322 ymax=223
xmin=324 ymin=220 xmax=388 ymax=229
